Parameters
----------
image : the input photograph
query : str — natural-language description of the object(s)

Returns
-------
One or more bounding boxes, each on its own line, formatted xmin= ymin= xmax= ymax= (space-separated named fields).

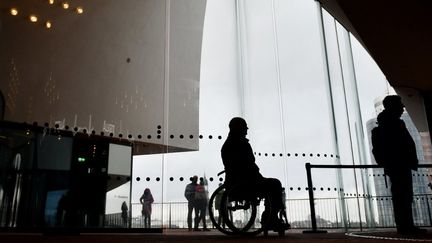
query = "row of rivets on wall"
xmin=368 ymin=197 xmax=432 ymax=201
xmin=32 ymin=122 xmax=225 ymax=140
xmin=254 ymin=152 xmax=339 ymax=158
xmin=135 ymin=176 xmax=223 ymax=182
xmin=369 ymin=174 xmax=432 ymax=177
xmin=25 ymin=122 xmax=340 ymax=157
xmin=134 ymin=176 xmax=347 ymax=191
xmin=103 ymin=176 xmax=432 ymax=194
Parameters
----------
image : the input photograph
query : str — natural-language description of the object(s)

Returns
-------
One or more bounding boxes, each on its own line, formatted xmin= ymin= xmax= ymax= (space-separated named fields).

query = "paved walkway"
xmin=0 ymin=228 xmax=430 ymax=243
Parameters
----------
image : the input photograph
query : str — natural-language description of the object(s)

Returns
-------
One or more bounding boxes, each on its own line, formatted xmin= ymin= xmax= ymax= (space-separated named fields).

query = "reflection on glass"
xmin=45 ymin=190 xmax=67 ymax=226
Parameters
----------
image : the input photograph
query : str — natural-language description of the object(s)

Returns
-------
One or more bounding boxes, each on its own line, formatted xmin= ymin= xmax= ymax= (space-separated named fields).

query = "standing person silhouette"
xmin=372 ymin=95 xmax=426 ymax=234
xmin=221 ymin=117 xmax=288 ymax=231
xmin=194 ymin=179 xmax=210 ymax=231
xmin=140 ymin=188 xmax=154 ymax=228
xmin=121 ymin=201 xmax=128 ymax=227
xmin=184 ymin=175 xmax=199 ymax=231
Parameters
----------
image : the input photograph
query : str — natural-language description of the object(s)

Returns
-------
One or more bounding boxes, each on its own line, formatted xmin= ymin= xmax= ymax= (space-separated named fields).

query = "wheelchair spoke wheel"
xmin=221 ymin=186 xmax=267 ymax=236
xmin=208 ymin=184 xmax=236 ymax=235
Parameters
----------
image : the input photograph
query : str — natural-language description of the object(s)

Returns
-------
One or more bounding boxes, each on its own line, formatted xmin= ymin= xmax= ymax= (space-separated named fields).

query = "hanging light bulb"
xmin=29 ymin=15 xmax=38 ymax=23
xmin=46 ymin=21 xmax=52 ymax=29
xmin=76 ymin=7 xmax=84 ymax=14
xmin=62 ymin=2 xmax=69 ymax=9
xmin=10 ymin=8 xmax=18 ymax=16
xmin=48 ymin=0 xmax=55 ymax=5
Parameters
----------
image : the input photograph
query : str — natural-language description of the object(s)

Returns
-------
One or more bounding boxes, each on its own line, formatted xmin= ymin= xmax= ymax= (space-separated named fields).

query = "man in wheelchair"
xmin=221 ymin=117 xmax=290 ymax=232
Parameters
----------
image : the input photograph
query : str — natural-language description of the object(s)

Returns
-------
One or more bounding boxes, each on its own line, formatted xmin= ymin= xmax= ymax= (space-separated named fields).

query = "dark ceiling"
xmin=320 ymin=0 xmax=432 ymax=92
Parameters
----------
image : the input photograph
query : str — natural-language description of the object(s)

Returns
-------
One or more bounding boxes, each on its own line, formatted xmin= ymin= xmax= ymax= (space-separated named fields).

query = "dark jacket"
xmin=184 ymin=182 xmax=196 ymax=202
xmin=140 ymin=192 xmax=154 ymax=215
xmin=372 ymin=110 xmax=418 ymax=172
xmin=221 ymin=133 xmax=262 ymax=186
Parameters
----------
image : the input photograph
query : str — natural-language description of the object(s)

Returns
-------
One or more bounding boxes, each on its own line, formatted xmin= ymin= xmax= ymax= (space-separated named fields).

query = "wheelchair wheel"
xmin=220 ymin=185 xmax=272 ymax=236
xmin=208 ymin=184 xmax=236 ymax=235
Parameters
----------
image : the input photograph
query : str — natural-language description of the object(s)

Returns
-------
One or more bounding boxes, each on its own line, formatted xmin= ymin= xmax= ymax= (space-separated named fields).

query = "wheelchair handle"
xmin=217 ymin=170 xmax=225 ymax=176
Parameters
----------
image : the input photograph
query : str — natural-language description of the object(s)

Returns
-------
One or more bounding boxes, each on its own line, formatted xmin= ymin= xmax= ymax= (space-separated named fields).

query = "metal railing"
xmin=304 ymin=163 xmax=432 ymax=233
xmin=107 ymin=193 xmax=432 ymax=230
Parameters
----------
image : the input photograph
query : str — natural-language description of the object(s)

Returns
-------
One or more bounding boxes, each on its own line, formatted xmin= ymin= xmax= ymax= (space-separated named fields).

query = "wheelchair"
xmin=208 ymin=171 xmax=289 ymax=236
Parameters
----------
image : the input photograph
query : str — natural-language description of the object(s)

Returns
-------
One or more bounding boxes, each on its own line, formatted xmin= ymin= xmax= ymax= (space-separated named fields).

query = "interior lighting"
xmin=29 ymin=15 xmax=38 ymax=22
xmin=48 ymin=0 xmax=55 ymax=4
xmin=10 ymin=8 xmax=18 ymax=16
xmin=45 ymin=21 xmax=52 ymax=29
xmin=76 ymin=7 xmax=83 ymax=14
xmin=62 ymin=2 xmax=69 ymax=9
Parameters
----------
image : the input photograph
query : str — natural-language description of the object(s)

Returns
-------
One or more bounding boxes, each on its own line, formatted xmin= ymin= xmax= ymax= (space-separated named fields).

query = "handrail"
xmin=304 ymin=163 xmax=432 ymax=234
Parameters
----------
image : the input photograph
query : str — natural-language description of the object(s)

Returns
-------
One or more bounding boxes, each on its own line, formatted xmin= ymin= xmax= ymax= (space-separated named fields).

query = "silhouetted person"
xmin=221 ymin=117 xmax=288 ymax=230
xmin=140 ymin=188 xmax=154 ymax=228
xmin=214 ymin=183 xmax=226 ymax=228
xmin=185 ymin=175 xmax=199 ymax=231
xmin=194 ymin=179 xmax=210 ymax=231
xmin=372 ymin=95 xmax=426 ymax=234
xmin=121 ymin=201 xmax=128 ymax=227
xmin=56 ymin=192 xmax=69 ymax=226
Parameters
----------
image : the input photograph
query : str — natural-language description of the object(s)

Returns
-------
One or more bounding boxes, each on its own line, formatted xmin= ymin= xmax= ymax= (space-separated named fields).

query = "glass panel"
xmin=0 ymin=125 xmax=35 ymax=227
xmin=0 ymin=123 xmax=136 ymax=229
xmin=132 ymin=154 xmax=163 ymax=228
xmin=157 ymin=0 xmax=243 ymax=229
xmin=105 ymin=144 xmax=132 ymax=227
xmin=154 ymin=0 xmax=341 ymax=229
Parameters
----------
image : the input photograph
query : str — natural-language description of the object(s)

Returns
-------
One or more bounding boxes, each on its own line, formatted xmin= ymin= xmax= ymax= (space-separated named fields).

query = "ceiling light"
xmin=10 ymin=8 xmax=18 ymax=16
xmin=48 ymin=0 xmax=55 ymax=4
xmin=46 ymin=21 xmax=52 ymax=29
xmin=62 ymin=2 xmax=69 ymax=9
xmin=76 ymin=7 xmax=83 ymax=14
xmin=29 ymin=15 xmax=38 ymax=22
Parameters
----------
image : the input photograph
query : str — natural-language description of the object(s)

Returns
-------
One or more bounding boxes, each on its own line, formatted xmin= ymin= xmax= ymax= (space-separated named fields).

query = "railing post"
xmin=303 ymin=163 xmax=327 ymax=233
xmin=169 ymin=203 xmax=172 ymax=229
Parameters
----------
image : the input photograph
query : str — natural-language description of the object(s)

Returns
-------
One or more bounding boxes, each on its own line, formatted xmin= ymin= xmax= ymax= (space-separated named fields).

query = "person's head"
xmin=144 ymin=188 xmax=150 ymax=195
xmin=191 ymin=175 xmax=198 ymax=184
xmin=383 ymin=95 xmax=404 ymax=117
xmin=229 ymin=117 xmax=248 ymax=137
